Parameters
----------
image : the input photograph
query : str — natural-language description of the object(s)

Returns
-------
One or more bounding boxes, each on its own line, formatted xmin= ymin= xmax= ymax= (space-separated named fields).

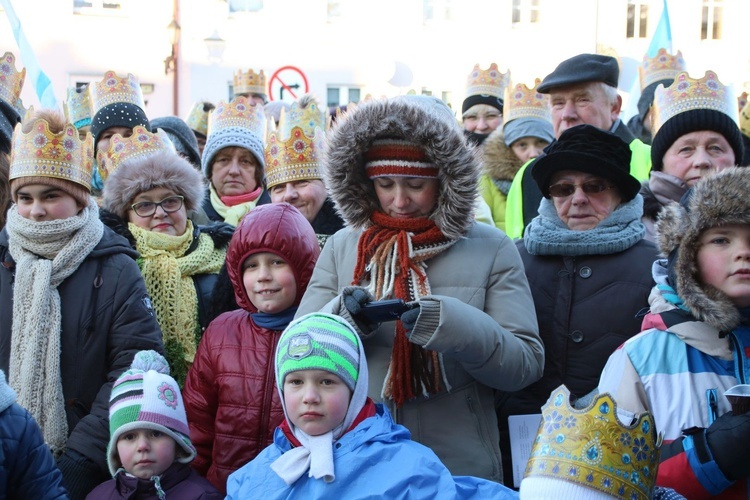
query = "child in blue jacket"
xmin=226 ymin=312 xmax=517 ymax=499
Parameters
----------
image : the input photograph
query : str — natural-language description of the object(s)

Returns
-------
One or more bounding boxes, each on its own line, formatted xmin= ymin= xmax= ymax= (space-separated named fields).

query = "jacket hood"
xmin=225 ymin=203 xmax=319 ymax=312
xmin=90 ymin=225 xmax=140 ymax=260
xmin=481 ymin=127 xmax=524 ymax=182
xmin=323 ymin=96 xmax=479 ymax=240
xmin=0 ymin=369 xmax=16 ymax=413
xmin=656 ymin=167 xmax=750 ymax=332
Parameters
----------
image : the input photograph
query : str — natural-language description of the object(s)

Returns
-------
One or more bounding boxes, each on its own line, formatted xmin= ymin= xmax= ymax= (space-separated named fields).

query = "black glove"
xmin=399 ymin=304 xmax=421 ymax=333
xmin=696 ymin=411 xmax=750 ymax=481
xmin=56 ymin=449 xmax=106 ymax=500
xmin=342 ymin=286 xmax=373 ymax=316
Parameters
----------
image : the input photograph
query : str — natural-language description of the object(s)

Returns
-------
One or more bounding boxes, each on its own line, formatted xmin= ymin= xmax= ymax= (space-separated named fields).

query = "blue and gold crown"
xmin=265 ymin=95 xmax=327 ymax=189
xmin=90 ymin=70 xmax=145 ymax=115
xmin=524 ymin=385 xmax=661 ymax=500
xmin=64 ymin=84 xmax=93 ymax=130
xmin=651 ymin=70 xmax=737 ymax=136
xmin=639 ymin=48 xmax=687 ymax=90
xmin=186 ymin=101 xmax=211 ymax=136
xmin=96 ymin=125 xmax=175 ymax=182
xmin=207 ymin=96 xmax=267 ymax=142
xmin=10 ymin=113 xmax=94 ymax=190
xmin=233 ymin=68 xmax=266 ymax=97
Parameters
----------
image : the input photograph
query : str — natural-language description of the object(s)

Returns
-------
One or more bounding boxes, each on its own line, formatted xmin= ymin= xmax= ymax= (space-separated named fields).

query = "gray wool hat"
xmin=537 ymin=54 xmax=619 ymax=93
xmin=150 ymin=116 xmax=202 ymax=169
xmin=102 ymin=149 xmax=205 ymax=220
xmin=200 ymin=127 xmax=265 ymax=182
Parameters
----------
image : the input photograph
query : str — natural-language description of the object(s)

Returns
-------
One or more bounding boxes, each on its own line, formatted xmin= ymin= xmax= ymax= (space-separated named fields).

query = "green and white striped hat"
xmin=276 ymin=313 xmax=361 ymax=391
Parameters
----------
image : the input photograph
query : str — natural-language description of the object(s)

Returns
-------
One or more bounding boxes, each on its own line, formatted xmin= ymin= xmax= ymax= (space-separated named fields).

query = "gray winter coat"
xmin=296 ymin=96 xmax=543 ymax=482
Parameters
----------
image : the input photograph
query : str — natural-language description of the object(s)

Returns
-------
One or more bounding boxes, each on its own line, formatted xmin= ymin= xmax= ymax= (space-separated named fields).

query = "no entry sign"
xmin=268 ymin=66 xmax=310 ymax=102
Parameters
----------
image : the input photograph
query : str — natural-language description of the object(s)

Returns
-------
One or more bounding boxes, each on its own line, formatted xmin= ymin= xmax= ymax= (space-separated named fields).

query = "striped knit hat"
xmin=107 ymin=350 xmax=195 ymax=476
xmin=364 ymin=138 xmax=438 ymax=179
xmin=276 ymin=313 xmax=361 ymax=392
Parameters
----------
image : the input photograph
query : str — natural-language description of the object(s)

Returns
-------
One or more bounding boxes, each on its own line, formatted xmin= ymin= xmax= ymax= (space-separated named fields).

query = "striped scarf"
xmin=352 ymin=211 xmax=456 ymax=407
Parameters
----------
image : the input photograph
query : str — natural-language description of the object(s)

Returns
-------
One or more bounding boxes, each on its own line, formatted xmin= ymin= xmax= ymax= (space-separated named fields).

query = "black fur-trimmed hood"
xmin=323 ymin=96 xmax=479 ymax=240
xmin=481 ymin=127 xmax=524 ymax=183
xmin=656 ymin=167 xmax=750 ymax=332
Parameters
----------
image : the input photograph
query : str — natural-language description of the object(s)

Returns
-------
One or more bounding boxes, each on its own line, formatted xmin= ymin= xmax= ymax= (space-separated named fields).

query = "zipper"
xmin=706 ymin=389 xmax=718 ymax=425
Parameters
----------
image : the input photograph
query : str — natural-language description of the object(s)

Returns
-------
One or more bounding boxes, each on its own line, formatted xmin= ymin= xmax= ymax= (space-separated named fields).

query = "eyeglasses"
xmin=130 ymin=196 xmax=184 ymax=217
xmin=548 ymin=180 xmax=616 ymax=198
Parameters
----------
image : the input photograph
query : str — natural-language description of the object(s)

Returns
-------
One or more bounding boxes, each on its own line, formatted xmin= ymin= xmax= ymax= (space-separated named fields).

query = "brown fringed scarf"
xmin=352 ymin=210 xmax=457 ymax=407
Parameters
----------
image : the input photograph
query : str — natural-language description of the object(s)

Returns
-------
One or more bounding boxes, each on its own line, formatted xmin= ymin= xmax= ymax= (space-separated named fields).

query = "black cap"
xmin=151 ymin=116 xmax=202 ymax=168
xmin=537 ymin=54 xmax=619 ymax=94
xmin=532 ymin=124 xmax=641 ymax=201
xmin=91 ymin=102 xmax=150 ymax=150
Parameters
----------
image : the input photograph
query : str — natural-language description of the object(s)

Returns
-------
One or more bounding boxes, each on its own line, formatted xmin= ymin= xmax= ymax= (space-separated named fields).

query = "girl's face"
xmin=15 ymin=184 xmax=84 ymax=221
xmin=372 ymin=176 xmax=440 ymax=219
xmin=116 ymin=428 xmax=177 ymax=480
xmin=242 ymin=252 xmax=298 ymax=313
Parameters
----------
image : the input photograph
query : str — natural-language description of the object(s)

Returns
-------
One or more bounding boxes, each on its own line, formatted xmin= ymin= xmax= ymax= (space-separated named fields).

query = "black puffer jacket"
xmin=0 ymin=226 xmax=164 ymax=482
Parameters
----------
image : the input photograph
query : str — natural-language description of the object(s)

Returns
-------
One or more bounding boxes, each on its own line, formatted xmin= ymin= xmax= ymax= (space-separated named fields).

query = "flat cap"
xmin=537 ymin=54 xmax=619 ymax=93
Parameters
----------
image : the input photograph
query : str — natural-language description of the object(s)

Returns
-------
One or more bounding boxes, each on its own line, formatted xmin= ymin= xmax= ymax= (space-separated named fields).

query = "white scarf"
xmin=7 ymin=198 xmax=104 ymax=455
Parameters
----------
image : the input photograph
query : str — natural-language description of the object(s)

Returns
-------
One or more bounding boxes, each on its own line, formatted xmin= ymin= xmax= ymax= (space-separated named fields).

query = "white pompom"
xmin=130 ymin=350 xmax=170 ymax=375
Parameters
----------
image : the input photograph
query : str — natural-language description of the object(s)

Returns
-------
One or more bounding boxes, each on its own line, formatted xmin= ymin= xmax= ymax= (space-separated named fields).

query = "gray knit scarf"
xmin=7 ymin=198 xmax=104 ymax=455
xmin=523 ymin=194 xmax=645 ymax=256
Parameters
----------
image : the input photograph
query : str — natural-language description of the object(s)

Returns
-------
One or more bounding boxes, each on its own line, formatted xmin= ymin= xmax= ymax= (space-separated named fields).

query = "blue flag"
xmin=1 ymin=0 xmax=57 ymax=108
xmin=647 ymin=0 xmax=672 ymax=58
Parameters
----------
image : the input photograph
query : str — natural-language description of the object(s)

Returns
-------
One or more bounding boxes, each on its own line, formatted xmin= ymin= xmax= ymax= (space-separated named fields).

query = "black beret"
xmin=91 ymin=102 xmax=150 ymax=150
xmin=537 ymin=54 xmax=619 ymax=93
xmin=532 ymin=124 xmax=641 ymax=202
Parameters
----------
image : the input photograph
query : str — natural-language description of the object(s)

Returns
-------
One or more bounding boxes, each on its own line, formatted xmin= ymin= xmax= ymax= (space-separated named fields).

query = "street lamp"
xmin=164 ymin=18 xmax=181 ymax=75
xmin=204 ymin=29 xmax=226 ymax=63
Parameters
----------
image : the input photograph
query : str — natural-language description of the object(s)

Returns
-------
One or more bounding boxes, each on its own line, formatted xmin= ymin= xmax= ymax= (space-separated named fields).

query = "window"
xmin=626 ymin=0 xmax=648 ymax=38
xmin=327 ymin=86 xmax=361 ymax=107
xmin=229 ymin=0 xmax=263 ymax=13
xmin=73 ymin=0 xmax=124 ymax=15
xmin=424 ymin=0 xmax=452 ymax=23
xmin=701 ymin=0 xmax=723 ymax=40
xmin=512 ymin=0 xmax=540 ymax=25
xmin=327 ymin=88 xmax=340 ymax=108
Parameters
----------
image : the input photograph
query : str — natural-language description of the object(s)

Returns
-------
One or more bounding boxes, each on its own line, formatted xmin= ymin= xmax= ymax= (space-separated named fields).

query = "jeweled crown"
xmin=651 ymin=70 xmax=737 ymax=136
xmin=503 ymin=79 xmax=551 ymax=123
xmin=96 ymin=125 xmax=175 ymax=182
xmin=207 ymin=96 xmax=267 ymax=142
xmin=233 ymin=68 xmax=267 ymax=97
xmin=90 ymin=70 xmax=145 ymax=115
xmin=639 ymin=48 xmax=687 ymax=90
xmin=0 ymin=51 xmax=26 ymax=109
xmin=465 ymin=63 xmax=510 ymax=99
xmin=524 ymin=385 xmax=660 ymax=500
xmin=186 ymin=102 xmax=211 ymax=136
xmin=10 ymin=114 xmax=94 ymax=190
xmin=740 ymin=99 xmax=750 ymax=137
xmin=265 ymin=96 xmax=327 ymax=189
xmin=64 ymin=84 xmax=93 ymax=130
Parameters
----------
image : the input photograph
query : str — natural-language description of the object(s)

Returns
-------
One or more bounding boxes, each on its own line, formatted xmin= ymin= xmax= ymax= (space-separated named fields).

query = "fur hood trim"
xmin=323 ymin=97 xmax=479 ymax=239
xmin=481 ymin=128 xmax=524 ymax=182
xmin=656 ymin=167 xmax=750 ymax=332
xmin=102 ymin=150 xmax=206 ymax=220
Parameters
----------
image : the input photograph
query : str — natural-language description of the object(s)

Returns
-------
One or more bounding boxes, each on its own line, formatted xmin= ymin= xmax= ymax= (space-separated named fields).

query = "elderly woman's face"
xmin=373 ymin=176 xmax=440 ymax=219
xmin=211 ymin=146 xmax=260 ymax=197
xmin=549 ymin=170 xmax=622 ymax=231
xmin=662 ymin=131 xmax=735 ymax=187
xmin=128 ymin=186 xmax=188 ymax=237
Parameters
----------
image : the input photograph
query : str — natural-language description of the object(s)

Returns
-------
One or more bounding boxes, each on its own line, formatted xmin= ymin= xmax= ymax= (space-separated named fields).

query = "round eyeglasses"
xmin=548 ymin=180 xmax=615 ymax=198
xmin=130 ymin=195 xmax=184 ymax=217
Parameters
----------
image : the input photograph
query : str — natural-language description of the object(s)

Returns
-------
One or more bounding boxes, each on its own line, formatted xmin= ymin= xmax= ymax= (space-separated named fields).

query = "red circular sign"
xmin=268 ymin=66 xmax=310 ymax=102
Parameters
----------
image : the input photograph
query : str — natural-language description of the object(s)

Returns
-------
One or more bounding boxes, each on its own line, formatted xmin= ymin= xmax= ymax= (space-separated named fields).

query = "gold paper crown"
xmin=651 ymin=70 xmax=737 ymax=136
xmin=465 ymin=63 xmax=510 ymax=99
xmin=95 ymin=125 xmax=175 ymax=182
xmin=524 ymin=386 xmax=660 ymax=500
xmin=503 ymin=79 xmax=552 ymax=123
xmin=265 ymin=96 xmax=327 ymax=189
xmin=64 ymin=84 xmax=93 ymax=130
xmin=233 ymin=68 xmax=267 ymax=97
xmin=207 ymin=96 xmax=267 ymax=142
xmin=186 ymin=102 xmax=212 ymax=136
xmin=639 ymin=48 xmax=687 ymax=90
xmin=740 ymin=98 xmax=750 ymax=137
xmin=739 ymin=92 xmax=748 ymax=114
xmin=0 ymin=52 xmax=26 ymax=109
xmin=90 ymin=70 xmax=145 ymax=115
xmin=10 ymin=114 xmax=94 ymax=190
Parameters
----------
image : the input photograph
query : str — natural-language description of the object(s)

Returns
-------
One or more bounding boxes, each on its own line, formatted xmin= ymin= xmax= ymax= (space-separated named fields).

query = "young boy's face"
xmin=697 ymin=224 xmax=750 ymax=308
xmin=15 ymin=184 xmax=84 ymax=221
xmin=242 ymin=252 xmax=297 ymax=313
xmin=283 ymin=369 xmax=352 ymax=436
xmin=117 ymin=428 xmax=177 ymax=479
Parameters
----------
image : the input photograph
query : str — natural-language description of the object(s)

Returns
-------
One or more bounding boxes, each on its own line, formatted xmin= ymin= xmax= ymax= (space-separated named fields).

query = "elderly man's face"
xmin=269 ymin=179 xmax=328 ymax=223
xmin=549 ymin=82 xmax=621 ymax=138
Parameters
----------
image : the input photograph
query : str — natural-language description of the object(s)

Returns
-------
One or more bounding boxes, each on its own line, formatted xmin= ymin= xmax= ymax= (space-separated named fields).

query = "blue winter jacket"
xmin=0 ymin=370 xmax=68 ymax=499
xmin=226 ymin=404 xmax=517 ymax=499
